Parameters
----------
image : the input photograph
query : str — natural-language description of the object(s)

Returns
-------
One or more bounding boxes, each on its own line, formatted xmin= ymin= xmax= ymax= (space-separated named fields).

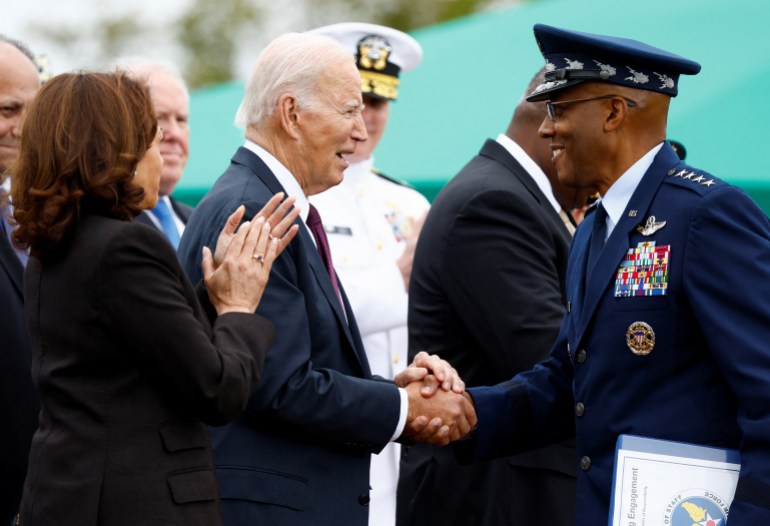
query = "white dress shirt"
xmin=599 ymin=142 xmax=663 ymax=240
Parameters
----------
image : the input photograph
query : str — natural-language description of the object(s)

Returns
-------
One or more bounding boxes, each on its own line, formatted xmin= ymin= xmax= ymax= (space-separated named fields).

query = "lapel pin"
xmin=628 ymin=210 xmax=638 ymax=217
xmin=636 ymin=215 xmax=666 ymax=236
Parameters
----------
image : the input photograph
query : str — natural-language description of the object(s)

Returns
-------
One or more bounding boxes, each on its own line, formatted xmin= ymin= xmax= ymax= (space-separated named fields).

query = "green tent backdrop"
xmin=176 ymin=0 xmax=770 ymax=212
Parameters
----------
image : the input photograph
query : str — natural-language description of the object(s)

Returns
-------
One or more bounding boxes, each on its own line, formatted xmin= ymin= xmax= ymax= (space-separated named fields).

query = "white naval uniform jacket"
xmin=310 ymin=157 xmax=429 ymax=526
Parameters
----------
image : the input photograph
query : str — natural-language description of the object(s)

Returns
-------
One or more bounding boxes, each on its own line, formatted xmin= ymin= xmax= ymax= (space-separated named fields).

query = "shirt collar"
xmin=243 ymin=139 xmax=310 ymax=223
xmin=496 ymin=133 xmax=561 ymax=213
xmin=343 ymin=156 xmax=375 ymax=185
xmin=601 ymin=142 xmax=664 ymax=237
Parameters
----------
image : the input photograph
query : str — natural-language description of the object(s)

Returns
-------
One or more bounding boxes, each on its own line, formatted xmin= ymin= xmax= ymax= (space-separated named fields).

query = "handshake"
xmin=394 ymin=352 xmax=477 ymax=446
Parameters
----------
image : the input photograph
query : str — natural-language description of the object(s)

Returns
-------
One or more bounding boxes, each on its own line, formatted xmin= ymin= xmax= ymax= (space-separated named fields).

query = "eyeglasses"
xmin=546 ymin=95 xmax=637 ymax=120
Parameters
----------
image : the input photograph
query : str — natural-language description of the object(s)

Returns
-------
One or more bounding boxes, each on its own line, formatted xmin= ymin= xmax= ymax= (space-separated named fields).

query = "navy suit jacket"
xmin=0 ymin=224 xmax=38 ymax=525
xmin=465 ymin=142 xmax=770 ymax=524
xmin=177 ymin=147 xmax=402 ymax=526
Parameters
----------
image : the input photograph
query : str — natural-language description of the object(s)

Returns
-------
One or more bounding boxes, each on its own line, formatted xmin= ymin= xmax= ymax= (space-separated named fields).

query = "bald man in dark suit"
xmin=0 ymin=35 xmax=40 ymax=524
xmin=398 ymin=68 xmax=584 ymax=526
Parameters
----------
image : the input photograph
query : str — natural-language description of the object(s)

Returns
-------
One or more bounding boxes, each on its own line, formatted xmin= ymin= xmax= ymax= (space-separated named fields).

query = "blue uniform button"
xmin=576 ymin=349 xmax=587 ymax=363
xmin=580 ymin=456 xmax=592 ymax=470
xmin=575 ymin=402 xmax=585 ymax=416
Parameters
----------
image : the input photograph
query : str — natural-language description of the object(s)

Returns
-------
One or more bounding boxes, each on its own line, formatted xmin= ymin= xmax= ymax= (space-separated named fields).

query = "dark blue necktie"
xmin=152 ymin=199 xmax=180 ymax=249
xmin=586 ymin=202 xmax=607 ymax=276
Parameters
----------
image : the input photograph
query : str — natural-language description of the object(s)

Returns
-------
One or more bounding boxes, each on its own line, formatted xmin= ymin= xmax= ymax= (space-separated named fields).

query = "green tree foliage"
xmin=301 ymin=0 xmax=506 ymax=32
xmin=28 ymin=11 xmax=145 ymax=71
xmin=26 ymin=0 xmax=518 ymax=89
xmin=177 ymin=0 xmax=263 ymax=89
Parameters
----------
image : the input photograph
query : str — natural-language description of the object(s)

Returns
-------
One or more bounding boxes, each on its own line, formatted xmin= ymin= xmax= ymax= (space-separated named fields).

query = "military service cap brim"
xmin=307 ymin=22 xmax=422 ymax=101
xmin=527 ymin=24 xmax=701 ymax=101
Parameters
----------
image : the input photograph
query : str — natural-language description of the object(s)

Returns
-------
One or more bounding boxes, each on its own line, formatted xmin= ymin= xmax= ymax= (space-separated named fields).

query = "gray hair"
xmin=235 ymin=32 xmax=354 ymax=129
xmin=0 ymin=34 xmax=36 ymax=65
xmin=110 ymin=56 xmax=189 ymax=102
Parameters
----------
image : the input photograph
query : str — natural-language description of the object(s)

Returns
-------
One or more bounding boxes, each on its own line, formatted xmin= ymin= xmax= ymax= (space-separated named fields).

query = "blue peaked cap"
xmin=527 ymin=24 xmax=702 ymax=101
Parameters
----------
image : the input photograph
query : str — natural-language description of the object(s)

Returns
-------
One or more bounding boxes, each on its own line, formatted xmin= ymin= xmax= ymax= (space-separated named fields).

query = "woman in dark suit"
xmin=10 ymin=72 xmax=298 ymax=525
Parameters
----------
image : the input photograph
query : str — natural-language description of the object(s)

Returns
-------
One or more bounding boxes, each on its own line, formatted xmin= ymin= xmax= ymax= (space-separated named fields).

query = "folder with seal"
xmin=609 ymin=434 xmax=740 ymax=526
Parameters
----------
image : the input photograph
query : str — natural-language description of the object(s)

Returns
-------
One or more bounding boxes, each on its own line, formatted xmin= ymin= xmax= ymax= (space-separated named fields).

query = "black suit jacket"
xmin=19 ymin=213 xmax=273 ymax=526
xmin=398 ymin=140 xmax=576 ymax=526
xmin=0 ymin=228 xmax=38 ymax=525
xmin=177 ymin=147 xmax=401 ymax=526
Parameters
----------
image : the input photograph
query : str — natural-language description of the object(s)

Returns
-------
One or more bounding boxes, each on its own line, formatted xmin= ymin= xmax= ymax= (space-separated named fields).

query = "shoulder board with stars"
xmin=664 ymin=164 xmax=724 ymax=194
xmin=372 ymin=168 xmax=415 ymax=189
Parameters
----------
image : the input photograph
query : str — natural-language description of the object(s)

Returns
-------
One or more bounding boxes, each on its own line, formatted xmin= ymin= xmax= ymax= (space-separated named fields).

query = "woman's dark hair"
xmin=11 ymin=71 xmax=157 ymax=255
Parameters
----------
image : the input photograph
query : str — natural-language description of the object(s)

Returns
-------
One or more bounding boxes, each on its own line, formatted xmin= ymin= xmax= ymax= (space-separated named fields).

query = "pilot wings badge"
xmin=636 ymin=215 xmax=667 ymax=236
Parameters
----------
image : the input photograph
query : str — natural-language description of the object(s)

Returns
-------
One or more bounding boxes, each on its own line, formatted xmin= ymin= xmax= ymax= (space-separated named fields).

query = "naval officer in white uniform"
xmin=308 ymin=22 xmax=428 ymax=526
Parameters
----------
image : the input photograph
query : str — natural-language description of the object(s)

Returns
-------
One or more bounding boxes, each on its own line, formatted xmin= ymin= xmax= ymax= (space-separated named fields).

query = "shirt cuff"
xmin=391 ymin=387 xmax=409 ymax=441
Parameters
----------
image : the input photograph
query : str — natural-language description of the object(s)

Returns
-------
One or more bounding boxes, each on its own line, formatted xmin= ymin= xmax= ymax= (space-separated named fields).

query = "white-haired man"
xmin=177 ymin=32 xmax=475 ymax=526
xmin=115 ymin=58 xmax=192 ymax=248
xmin=307 ymin=22 xmax=428 ymax=526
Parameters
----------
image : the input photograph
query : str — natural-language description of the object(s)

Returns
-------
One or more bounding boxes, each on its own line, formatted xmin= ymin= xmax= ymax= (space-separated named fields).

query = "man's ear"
xmin=278 ymin=93 xmax=301 ymax=139
xmin=604 ymin=97 xmax=631 ymax=132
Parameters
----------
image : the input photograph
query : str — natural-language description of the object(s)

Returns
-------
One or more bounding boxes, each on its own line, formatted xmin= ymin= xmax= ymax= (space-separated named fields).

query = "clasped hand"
xmin=395 ymin=352 xmax=477 ymax=446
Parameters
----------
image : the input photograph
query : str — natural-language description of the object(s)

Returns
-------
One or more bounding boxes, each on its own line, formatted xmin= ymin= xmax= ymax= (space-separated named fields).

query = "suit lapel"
xmin=297 ymin=225 xmax=358 ymax=342
xmin=480 ymin=140 xmax=545 ymax=203
xmin=568 ymin=215 xmax=593 ymax=332
xmin=0 ymin=234 xmax=23 ymax=296
xmin=232 ymin=147 xmax=286 ymax=196
xmin=479 ymin=139 xmax=573 ymax=244
xmin=577 ymin=145 xmax=681 ymax=339
xmin=235 ymin=147 xmax=363 ymax=366
xmin=169 ymin=198 xmax=192 ymax=224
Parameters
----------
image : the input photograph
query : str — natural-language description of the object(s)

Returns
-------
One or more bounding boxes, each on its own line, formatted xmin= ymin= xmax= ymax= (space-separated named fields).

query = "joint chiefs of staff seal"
xmin=460 ymin=23 xmax=770 ymax=525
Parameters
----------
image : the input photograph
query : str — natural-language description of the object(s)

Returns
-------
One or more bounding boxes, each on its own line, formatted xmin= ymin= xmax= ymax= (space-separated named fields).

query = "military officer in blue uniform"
xmin=460 ymin=23 xmax=770 ymax=524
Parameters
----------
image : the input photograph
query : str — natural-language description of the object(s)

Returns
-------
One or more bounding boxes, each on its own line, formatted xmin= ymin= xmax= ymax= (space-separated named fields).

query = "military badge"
xmin=626 ymin=321 xmax=655 ymax=356
xmin=665 ymin=490 xmax=729 ymax=526
xmin=357 ymin=35 xmax=391 ymax=71
xmin=637 ymin=215 xmax=666 ymax=235
xmin=615 ymin=242 xmax=670 ymax=297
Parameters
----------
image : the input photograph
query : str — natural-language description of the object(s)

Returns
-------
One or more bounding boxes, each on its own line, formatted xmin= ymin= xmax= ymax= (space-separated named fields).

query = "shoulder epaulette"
xmin=664 ymin=164 xmax=725 ymax=195
xmin=372 ymin=167 xmax=415 ymax=189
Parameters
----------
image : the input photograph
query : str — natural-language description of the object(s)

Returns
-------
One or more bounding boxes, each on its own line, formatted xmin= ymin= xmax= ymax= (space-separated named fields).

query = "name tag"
xmin=615 ymin=242 xmax=670 ymax=297
xmin=325 ymin=225 xmax=353 ymax=236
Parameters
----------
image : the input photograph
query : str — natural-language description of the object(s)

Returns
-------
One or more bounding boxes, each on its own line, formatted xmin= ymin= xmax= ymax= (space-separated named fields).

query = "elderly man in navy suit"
xmin=460 ymin=24 xmax=770 ymax=525
xmin=178 ymin=32 xmax=475 ymax=526
xmin=0 ymin=35 xmax=40 ymax=525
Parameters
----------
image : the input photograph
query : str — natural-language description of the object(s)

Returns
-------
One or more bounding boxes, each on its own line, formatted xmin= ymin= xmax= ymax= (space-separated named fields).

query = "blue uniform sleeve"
xmin=684 ymin=185 xmax=770 ymax=522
